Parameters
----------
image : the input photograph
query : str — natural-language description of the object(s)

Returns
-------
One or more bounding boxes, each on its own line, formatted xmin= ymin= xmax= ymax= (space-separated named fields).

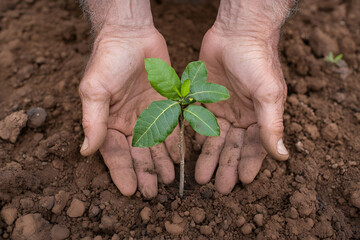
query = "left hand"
xmin=195 ymin=25 xmax=289 ymax=194
xmin=79 ymin=28 xmax=179 ymax=198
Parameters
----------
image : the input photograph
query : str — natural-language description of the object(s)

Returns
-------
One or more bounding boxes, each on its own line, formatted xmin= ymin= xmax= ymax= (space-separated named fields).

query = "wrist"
xmin=213 ymin=0 xmax=295 ymax=40
xmin=82 ymin=0 xmax=154 ymax=37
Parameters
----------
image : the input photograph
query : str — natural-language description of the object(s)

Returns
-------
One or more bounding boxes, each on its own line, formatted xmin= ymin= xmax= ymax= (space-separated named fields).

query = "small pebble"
xmin=100 ymin=215 xmax=117 ymax=230
xmin=156 ymin=194 xmax=168 ymax=203
xmin=0 ymin=207 xmax=17 ymax=225
xmin=305 ymin=218 xmax=315 ymax=228
xmin=263 ymin=169 xmax=271 ymax=178
xmin=241 ymin=223 xmax=252 ymax=235
xmin=170 ymin=200 xmax=179 ymax=210
xmin=172 ymin=212 xmax=183 ymax=224
xmin=190 ymin=207 xmax=206 ymax=224
xmin=295 ymin=141 xmax=304 ymax=152
xmin=155 ymin=226 xmax=162 ymax=233
xmin=20 ymin=198 xmax=34 ymax=209
xmin=27 ymin=107 xmax=47 ymax=128
xmin=200 ymin=185 xmax=213 ymax=199
xmin=321 ymin=123 xmax=338 ymax=141
xmin=164 ymin=221 xmax=185 ymax=235
xmin=140 ymin=207 xmax=152 ymax=223
xmin=88 ymin=204 xmax=100 ymax=217
xmin=350 ymin=190 xmax=360 ymax=209
xmin=236 ymin=216 xmax=246 ymax=227
xmin=200 ymin=225 xmax=212 ymax=235
xmin=254 ymin=214 xmax=264 ymax=227
xmin=51 ymin=225 xmax=70 ymax=240
xmin=289 ymin=207 xmax=299 ymax=219
xmin=66 ymin=198 xmax=86 ymax=217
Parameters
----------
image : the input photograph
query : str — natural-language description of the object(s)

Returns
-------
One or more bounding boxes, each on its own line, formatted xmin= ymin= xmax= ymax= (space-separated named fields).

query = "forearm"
xmin=214 ymin=0 xmax=298 ymax=38
xmin=80 ymin=0 xmax=154 ymax=36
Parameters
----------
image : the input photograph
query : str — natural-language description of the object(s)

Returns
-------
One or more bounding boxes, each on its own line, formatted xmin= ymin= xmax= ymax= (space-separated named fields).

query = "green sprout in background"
xmin=132 ymin=58 xmax=230 ymax=197
xmin=324 ymin=51 xmax=343 ymax=65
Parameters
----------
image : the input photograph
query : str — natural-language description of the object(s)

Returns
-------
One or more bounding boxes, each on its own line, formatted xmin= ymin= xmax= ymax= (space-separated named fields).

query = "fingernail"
xmin=277 ymin=139 xmax=288 ymax=155
xmin=80 ymin=137 xmax=88 ymax=152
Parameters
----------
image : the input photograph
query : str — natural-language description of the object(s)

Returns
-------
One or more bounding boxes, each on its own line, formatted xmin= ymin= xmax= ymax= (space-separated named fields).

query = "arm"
xmin=79 ymin=0 xmax=154 ymax=37
xmin=214 ymin=0 xmax=298 ymax=34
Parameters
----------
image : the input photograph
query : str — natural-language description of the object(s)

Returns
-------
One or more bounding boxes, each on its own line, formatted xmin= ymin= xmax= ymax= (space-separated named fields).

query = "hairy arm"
xmin=214 ymin=0 xmax=298 ymax=38
xmin=79 ymin=0 xmax=154 ymax=36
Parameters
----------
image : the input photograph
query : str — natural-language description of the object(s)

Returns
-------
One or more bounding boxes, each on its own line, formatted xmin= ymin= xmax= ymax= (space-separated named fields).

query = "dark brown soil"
xmin=0 ymin=0 xmax=359 ymax=239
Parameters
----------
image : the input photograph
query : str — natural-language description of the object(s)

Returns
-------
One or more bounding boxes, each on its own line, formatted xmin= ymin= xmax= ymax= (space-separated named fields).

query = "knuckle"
xmin=254 ymin=81 xmax=285 ymax=104
xmin=78 ymin=80 xmax=92 ymax=100
xmin=78 ymin=81 xmax=86 ymax=96
xmin=81 ymin=117 xmax=91 ymax=129
xmin=78 ymin=78 xmax=110 ymax=102
xmin=260 ymin=118 xmax=284 ymax=132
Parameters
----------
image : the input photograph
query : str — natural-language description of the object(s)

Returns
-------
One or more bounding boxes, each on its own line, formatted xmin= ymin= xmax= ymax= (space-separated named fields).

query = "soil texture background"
xmin=0 ymin=0 xmax=359 ymax=239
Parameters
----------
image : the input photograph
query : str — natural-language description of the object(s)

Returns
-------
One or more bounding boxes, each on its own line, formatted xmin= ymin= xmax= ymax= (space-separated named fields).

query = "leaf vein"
xmin=184 ymin=108 xmax=217 ymax=135
xmin=133 ymin=102 xmax=178 ymax=146
xmin=188 ymin=91 xmax=228 ymax=98
xmin=192 ymin=62 xmax=204 ymax=81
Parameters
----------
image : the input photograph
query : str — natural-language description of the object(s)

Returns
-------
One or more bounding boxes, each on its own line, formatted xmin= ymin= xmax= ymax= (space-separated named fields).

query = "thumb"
xmin=79 ymin=79 xmax=110 ymax=156
xmin=252 ymin=82 xmax=289 ymax=161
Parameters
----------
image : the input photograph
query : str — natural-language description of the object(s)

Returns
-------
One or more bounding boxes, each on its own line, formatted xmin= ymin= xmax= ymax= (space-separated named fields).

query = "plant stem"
xmin=179 ymin=111 xmax=185 ymax=198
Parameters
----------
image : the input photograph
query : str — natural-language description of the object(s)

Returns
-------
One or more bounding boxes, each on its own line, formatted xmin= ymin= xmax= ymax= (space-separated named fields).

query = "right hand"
xmin=78 ymin=27 xmax=180 ymax=198
xmin=194 ymin=11 xmax=290 ymax=194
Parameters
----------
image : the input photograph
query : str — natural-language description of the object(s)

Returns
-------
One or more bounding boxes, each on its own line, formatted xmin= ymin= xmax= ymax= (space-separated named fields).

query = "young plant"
xmin=324 ymin=51 xmax=343 ymax=65
xmin=132 ymin=58 xmax=230 ymax=197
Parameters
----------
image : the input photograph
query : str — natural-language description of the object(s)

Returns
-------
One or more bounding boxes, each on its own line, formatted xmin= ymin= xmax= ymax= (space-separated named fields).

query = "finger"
xmin=100 ymin=129 xmax=137 ymax=196
xmin=238 ymin=124 xmax=267 ymax=184
xmin=195 ymin=133 xmax=207 ymax=146
xmin=252 ymin=81 xmax=289 ymax=161
xmin=215 ymin=127 xmax=245 ymax=194
xmin=150 ymin=143 xmax=175 ymax=184
xmin=127 ymin=137 xmax=158 ymax=199
xmin=79 ymin=79 xmax=110 ymax=156
xmin=195 ymin=118 xmax=231 ymax=185
xmin=164 ymin=125 xmax=181 ymax=164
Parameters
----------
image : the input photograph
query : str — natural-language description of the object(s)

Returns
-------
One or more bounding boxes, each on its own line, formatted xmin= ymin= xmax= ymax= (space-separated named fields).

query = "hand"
xmin=79 ymin=28 xmax=180 ymax=198
xmin=195 ymin=19 xmax=289 ymax=194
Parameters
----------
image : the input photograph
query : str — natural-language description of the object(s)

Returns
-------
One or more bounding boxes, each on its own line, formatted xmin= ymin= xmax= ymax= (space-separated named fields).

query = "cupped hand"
xmin=79 ymin=28 xmax=180 ymax=198
xmin=195 ymin=26 xmax=289 ymax=194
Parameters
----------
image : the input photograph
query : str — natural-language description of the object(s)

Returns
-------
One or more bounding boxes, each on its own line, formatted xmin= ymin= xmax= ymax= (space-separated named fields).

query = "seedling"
xmin=324 ymin=51 xmax=343 ymax=65
xmin=132 ymin=58 xmax=229 ymax=197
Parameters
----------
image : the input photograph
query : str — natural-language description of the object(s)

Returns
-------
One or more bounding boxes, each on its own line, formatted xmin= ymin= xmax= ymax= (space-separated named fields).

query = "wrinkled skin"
xmin=79 ymin=28 xmax=180 ymax=198
xmin=79 ymin=15 xmax=290 ymax=198
xmin=195 ymin=26 xmax=289 ymax=194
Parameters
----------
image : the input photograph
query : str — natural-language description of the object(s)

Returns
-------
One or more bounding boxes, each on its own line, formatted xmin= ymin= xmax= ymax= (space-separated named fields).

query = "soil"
xmin=0 ymin=0 xmax=359 ymax=239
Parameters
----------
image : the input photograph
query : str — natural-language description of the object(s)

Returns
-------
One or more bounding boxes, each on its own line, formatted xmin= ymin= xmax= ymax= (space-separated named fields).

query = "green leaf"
xmin=181 ymin=79 xmax=191 ymax=97
xmin=181 ymin=61 xmax=207 ymax=83
xmin=132 ymin=100 xmax=181 ymax=147
xmin=329 ymin=51 xmax=333 ymax=60
xmin=335 ymin=54 xmax=343 ymax=61
xmin=173 ymin=86 xmax=182 ymax=98
xmin=184 ymin=105 xmax=220 ymax=136
xmin=145 ymin=58 xmax=181 ymax=100
xmin=187 ymin=82 xmax=229 ymax=103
